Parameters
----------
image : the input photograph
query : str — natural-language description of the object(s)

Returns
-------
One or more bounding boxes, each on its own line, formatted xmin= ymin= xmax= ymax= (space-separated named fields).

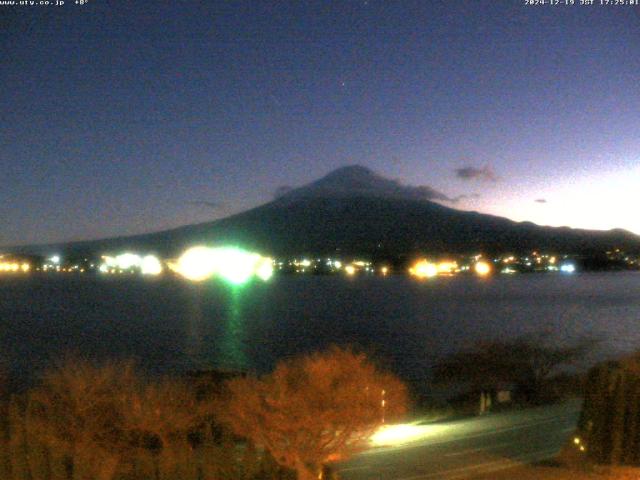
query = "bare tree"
xmin=217 ymin=346 xmax=408 ymax=480
xmin=24 ymin=359 xmax=223 ymax=480
xmin=122 ymin=377 xmax=212 ymax=479
xmin=25 ymin=359 xmax=137 ymax=480
xmin=432 ymin=332 xmax=596 ymax=403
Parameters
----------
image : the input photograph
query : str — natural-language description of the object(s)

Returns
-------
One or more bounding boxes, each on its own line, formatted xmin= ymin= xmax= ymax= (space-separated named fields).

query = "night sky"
xmin=2 ymin=0 xmax=639 ymax=247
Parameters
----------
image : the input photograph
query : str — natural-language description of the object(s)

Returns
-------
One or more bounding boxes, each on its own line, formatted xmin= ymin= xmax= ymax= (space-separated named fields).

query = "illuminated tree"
xmin=121 ymin=378 xmax=213 ymax=479
xmin=25 ymin=359 xmax=138 ymax=480
xmin=218 ymin=346 xmax=408 ymax=480
xmin=23 ymin=359 xmax=226 ymax=480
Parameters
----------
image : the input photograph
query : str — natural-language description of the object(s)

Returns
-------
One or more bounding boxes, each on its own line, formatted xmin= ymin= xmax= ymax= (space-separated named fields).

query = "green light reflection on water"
xmin=184 ymin=284 xmax=206 ymax=369
xmin=218 ymin=283 xmax=249 ymax=369
xmin=184 ymin=281 xmax=250 ymax=372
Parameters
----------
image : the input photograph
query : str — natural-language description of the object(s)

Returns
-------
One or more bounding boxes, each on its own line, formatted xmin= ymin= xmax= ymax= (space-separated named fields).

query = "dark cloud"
xmin=535 ymin=198 xmax=547 ymax=204
xmin=324 ymin=177 xmax=476 ymax=204
xmin=455 ymin=165 xmax=499 ymax=182
xmin=276 ymin=165 xmax=476 ymax=205
xmin=411 ymin=185 xmax=455 ymax=202
xmin=451 ymin=193 xmax=481 ymax=202
xmin=394 ymin=187 xmax=479 ymax=204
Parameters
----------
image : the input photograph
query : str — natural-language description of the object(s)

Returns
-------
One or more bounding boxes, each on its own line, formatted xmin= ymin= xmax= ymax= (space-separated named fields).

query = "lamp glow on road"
xmin=370 ymin=423 xmax=450 ymax=447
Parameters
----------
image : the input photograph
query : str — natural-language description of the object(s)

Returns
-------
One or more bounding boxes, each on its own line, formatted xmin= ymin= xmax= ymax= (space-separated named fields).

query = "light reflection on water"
xmin=184 ymin=285 xmax=205 ymax=369
xmin=183 ymin=284 xmax=249 ymax=371
xmin=218 ymin=286 xmax=249 ymax=370
xmin=0 ymin=272 xmax=639 ymax=390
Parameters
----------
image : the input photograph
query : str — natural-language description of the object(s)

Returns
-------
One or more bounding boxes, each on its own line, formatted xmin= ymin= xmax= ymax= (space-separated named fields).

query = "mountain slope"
xmin=11 ymin=166 xmax=640 ymax=257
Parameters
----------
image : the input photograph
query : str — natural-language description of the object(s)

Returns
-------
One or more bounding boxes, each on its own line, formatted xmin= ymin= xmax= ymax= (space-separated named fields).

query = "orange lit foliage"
xmin=26 ymin=360 xmax=138 ymax=480
xmin=219 ymin=346 xmax=408 ymax=480
xmin=20 ymin=359 xmax=227 ymax=480
xmin=120 ymin=377 xmax=212 ymax=479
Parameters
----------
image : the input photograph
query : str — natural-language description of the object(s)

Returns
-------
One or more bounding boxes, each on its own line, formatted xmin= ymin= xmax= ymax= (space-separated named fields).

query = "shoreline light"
xmin=115 ymin=253 xmax=141 ymax=270
xmin=141 ymin=255 xmax=163 ymax=276
xmin=437 ymin=261 xmax=458 ymax=275
xmin=173 ymin=246 xmax=218 ymax=282
xmin=172 ymin=245 xmax=274 ymax=284
xmin=409 ymin=260 xmax=438 ymax=279
xmin=256 ymin=258 xmax=274 ymax=281
xmin=474 ymin=261 xmax=492 ymax=276
xmin=215 ymin=248 xmax=260 ymax=285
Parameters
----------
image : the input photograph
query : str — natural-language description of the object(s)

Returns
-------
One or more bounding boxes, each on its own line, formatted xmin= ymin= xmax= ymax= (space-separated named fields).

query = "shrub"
xmin=217 ymin=346 xmax=408 ymax=480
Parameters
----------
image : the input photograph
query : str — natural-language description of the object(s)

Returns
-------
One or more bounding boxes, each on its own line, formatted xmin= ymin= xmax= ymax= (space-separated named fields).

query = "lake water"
xmin=1 ymin=272 xmax=639 ymax=392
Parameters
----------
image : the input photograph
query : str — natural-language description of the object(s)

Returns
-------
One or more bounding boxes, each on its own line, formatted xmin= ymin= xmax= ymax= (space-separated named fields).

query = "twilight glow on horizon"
xmin=1 ymin=1 xmax=639 ymax=246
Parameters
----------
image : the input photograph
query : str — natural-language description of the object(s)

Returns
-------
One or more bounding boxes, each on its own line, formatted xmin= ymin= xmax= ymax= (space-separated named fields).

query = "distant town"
xmin=0 ymin=247 xmax=637 ymax=284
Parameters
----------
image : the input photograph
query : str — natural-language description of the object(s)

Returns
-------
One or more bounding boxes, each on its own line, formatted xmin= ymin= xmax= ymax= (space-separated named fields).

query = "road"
xmin=338 ymin=399 xmax=582 ymax=480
